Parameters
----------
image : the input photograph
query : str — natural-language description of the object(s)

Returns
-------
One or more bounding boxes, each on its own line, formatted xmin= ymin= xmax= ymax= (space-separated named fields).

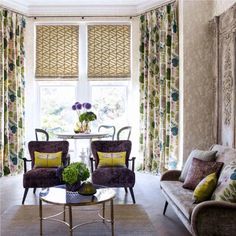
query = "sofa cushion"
xmin=97 ymin=151 xmax=126 ymax=167
xmin=183 ymin=158 xmax=223 ymax=190
xmin=179 ymin=149 xmax=217 ymax=182
xmin=211 ymin=144 xmax=236 ymax=166
xmin=193 ymin=172 xmax=218 ymax=203
xmin=212 ymin=161 xmax=236 ymax=203
xmin=34 ymin=151 xmax=62 ymax=168
xmin=161 ymin=181 xmax=196 ymax=220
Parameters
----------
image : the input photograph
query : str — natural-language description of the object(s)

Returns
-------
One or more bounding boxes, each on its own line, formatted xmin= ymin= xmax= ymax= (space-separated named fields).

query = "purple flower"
xmin=72 ymin=105 xmax=76 ymax=110
xmin=76 ymin=103 xmax=82 ymax=110
xmin=83 ymin=103 xmax=92 ymax=110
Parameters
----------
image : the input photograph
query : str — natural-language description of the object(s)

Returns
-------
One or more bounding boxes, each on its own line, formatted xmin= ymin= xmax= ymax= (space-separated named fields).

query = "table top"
xmin=39 ymin=187 xmax=116 ymax=206
xmin=55 ymin=132 xmax=109 ymax=140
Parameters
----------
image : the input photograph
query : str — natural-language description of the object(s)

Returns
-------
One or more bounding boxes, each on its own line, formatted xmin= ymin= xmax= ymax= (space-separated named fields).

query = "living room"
xmin=1 ymin=0 xmax=236 ymax=235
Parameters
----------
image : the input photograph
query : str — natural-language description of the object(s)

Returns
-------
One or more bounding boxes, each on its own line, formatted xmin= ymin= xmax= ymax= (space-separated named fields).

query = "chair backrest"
xmin=91 ymin=140 xmax=132 ymax=168
xmin=98 ymin=125 xmax=116 ymax=140
xmin=117 ymin=126 xmax=132 ymax=140
xmin=35 ymin=128 xmax=49 ymax=141
xmin=28 ymin=141 xmax=69 ymax=168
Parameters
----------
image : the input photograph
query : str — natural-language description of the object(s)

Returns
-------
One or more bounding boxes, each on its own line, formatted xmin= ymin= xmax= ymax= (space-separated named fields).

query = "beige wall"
xmin=215 ymin=0 xmax=236 ymax=15
xmin=179 ymin=0 xmax=236 ymax=165
xmin=179 ymin=0 xmax=216 ymax=164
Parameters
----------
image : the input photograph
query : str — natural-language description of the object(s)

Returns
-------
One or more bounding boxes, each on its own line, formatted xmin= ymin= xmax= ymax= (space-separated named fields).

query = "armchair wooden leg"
xmin=129 ymin=187 xmax=136 ymax=204
xmin=22 ymin=188 xmax=29 ymax=205
xmin=124 ymin=187 xmax=128 ymax=193
xmin=33 ymin=188 xmax=37 ymax=194
xmin=163 ymin=201 xmax=168 ymax=215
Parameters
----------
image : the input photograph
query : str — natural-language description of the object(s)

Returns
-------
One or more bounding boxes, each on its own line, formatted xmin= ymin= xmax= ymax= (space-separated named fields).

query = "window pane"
xmin=40 ymin=86 xmax=76 ymax=137
xmin=91 ymin=86 xmax=128 ymax=130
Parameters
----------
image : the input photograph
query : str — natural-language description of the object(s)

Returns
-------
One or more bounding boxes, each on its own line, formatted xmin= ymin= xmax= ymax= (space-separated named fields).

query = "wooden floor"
xmin=0 ymin=172 xmax=190 ymax=236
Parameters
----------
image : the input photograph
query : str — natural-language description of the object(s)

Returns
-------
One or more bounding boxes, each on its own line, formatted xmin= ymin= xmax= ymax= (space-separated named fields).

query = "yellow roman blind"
xmin=88 ymin=25 xmax=131 ymax=80
xmin=35 ymin=25 xmax=79 ymax=79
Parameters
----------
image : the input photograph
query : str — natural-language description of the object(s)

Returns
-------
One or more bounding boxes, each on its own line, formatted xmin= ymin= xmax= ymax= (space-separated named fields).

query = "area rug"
xmin=1 ymin=204 xmax=155 ymax=236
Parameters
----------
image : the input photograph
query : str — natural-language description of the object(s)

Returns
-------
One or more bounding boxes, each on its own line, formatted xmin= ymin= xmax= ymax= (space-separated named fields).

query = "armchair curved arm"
xmin=20 ymin=157 xmax=32 ymax=173
xmin=128 ymin=157 xmax=136 ymax=172
xmin=160 ymin=170 xmax=181 ymax=181
xmin=90 ymin=157 xmax=95 ymax=173
xmin=191 ymin=200 xmax=236 ymax=236
xmin=90 ymin=156 xmax=136 ymax=172
xmin=20 ymin=153 xmax=70 ymax=173
xmin=65 ymin=154 xmax=71 ymax=166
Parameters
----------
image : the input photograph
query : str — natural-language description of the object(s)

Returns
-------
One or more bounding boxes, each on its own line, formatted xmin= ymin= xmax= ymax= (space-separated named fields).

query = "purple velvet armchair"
xmin=90 ymin=140 xmax=136 ymax=203
xmin=22 ymin=141 xmax=69 ymax=204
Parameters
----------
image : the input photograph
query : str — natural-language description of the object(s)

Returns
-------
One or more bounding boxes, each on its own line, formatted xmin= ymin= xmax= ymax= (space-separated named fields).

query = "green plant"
xmin=79 ymin=111 xmax=97 ymax=123
xmin=62 ymin=162 xmax=90 ymax=186
xmin=72 ymin=102 xmax=97 ymax=123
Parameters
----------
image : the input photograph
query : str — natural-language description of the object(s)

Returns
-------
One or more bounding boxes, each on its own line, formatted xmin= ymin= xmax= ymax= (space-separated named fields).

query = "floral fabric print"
xmin=212 ymin=161 xmax=236 ymax=203
xmin=0 ymin=8 xmax=26 ymax=176
xmin=139 ymin=2 xmax=179 ymax=172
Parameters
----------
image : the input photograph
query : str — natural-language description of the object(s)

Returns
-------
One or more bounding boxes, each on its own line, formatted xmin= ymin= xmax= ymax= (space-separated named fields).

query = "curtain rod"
xmin=1 ymin=0 xmax=176 ymax=18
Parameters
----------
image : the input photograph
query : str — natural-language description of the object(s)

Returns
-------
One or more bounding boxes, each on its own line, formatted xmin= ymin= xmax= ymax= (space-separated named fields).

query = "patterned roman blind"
xmin=35 ymin=25 xmax=79 ymax=79
xmin=88 ymin=25 xmax=131 ymax=80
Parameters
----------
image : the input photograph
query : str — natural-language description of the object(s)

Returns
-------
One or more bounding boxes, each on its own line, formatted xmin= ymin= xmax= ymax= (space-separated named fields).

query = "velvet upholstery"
xmin=160 ymin=145 xmax=236 ymax=236
xmin=91 ymin=140 xmax=132 ymax=168
xmin=92 ymin=167 xmax=135 ymax=187
xmin=22 ymin=141 xmax=69 ymax=204
xmin=183 ymin=158 xmax=223 ymax=190
xmin=91 ymin=140 xmax=136 ymax=203
xmin=28 ymin=141 xmax=69 ymax=167
xmin=23 ymin=168 xmax=61 ymax=188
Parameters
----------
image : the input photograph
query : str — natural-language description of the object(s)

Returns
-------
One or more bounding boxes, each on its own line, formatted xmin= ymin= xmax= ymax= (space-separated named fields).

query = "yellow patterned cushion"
xmin=34 ymin=151 xmax=62 ymax=168
xmin=193 ymin=172 xmax=217 ymax=203
xmin=97 ymin=152 xmax=126 ymax=167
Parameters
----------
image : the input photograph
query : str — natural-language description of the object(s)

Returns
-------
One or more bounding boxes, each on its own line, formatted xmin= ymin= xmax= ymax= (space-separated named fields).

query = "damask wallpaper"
xmin=180 ymin=0 xmax=216 ymax=163
xmin=179 ymin=0 xmax=236 ymax=165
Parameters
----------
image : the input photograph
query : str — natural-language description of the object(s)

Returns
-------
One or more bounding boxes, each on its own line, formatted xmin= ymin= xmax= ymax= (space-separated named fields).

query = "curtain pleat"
xmin=0 ymin=8 xmax=26 ymax=176
xmin=139 ymin=2 xmax=179 ymax=173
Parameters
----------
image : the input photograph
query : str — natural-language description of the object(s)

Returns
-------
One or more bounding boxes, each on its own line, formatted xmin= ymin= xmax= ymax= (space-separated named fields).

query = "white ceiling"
xmin=1 ymin=0 xmax=168 ymax=16
xmin=11 ymin=0 xmax=151 ymax=6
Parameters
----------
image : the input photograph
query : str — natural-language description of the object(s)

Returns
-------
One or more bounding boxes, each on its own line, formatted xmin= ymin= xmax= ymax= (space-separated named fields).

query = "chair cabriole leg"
xmin=163 ymin=201 xmax=168 ymax=215
xmin=22 ymin=188 xmax=29 ymax=204
xmin=129 ymin=187 xmax=136 ymax=204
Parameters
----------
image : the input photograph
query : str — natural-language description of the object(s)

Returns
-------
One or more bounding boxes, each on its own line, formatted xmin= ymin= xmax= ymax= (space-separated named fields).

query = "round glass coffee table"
xmin=39 ymin=186 xmax=116 ymax=236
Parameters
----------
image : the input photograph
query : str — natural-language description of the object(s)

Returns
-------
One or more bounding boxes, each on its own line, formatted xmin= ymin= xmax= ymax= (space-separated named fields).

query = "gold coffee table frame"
xmin=39 ymin=187 xmax=116 ymax=236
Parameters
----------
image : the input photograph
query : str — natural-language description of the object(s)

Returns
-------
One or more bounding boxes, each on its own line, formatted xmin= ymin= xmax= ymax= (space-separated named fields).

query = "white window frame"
xmin=90 ymin=80 xmax=131 ymax=129
xmin=36 ymin=81 xmax=77 ymax=130
xmin=25 ymin=18 xmax=139 ymax=161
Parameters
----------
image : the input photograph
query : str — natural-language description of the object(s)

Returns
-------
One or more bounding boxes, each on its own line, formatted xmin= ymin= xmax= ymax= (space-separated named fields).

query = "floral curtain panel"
xmin=139 ymin=2 xmax=179 ymax=173
xmin=0 ymin=9 xmax=26 ymax=176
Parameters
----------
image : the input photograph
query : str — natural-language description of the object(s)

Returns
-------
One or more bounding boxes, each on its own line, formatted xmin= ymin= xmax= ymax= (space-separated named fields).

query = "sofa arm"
xmin=160 ymin=170 xmax=181 ymax=181
xmin=191 ymin=201 xmax=236 ymax=236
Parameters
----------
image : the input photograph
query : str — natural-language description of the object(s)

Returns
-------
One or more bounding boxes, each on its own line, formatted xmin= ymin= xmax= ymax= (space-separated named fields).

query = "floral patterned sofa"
xmin=160 ymin=145 xmax=236 ymax=236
